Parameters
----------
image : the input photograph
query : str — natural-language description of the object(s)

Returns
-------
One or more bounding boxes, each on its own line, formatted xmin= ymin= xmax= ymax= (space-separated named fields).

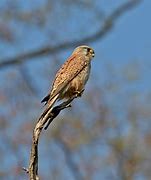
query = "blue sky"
xmin=101 ymin=0 xmax=150 ymax=60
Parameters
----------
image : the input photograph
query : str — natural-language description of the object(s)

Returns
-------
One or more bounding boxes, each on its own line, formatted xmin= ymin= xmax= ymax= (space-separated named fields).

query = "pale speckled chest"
xmin=60 ymin=63 xmax=91 ymax=99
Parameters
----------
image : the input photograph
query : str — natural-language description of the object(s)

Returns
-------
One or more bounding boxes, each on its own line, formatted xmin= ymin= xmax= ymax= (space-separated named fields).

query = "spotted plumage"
xmin=41 ymin=45 xmax=95 ymax=116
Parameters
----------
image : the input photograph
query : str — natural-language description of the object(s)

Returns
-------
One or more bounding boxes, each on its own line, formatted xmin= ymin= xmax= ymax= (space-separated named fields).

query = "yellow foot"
xmin=74 ymin=89 xmax=85 ymax=97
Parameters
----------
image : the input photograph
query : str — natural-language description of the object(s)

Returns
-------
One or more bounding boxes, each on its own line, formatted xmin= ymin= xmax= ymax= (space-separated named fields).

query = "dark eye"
xmin=87 ymin=48 xmax=91 ymax=52
xmin=88 ymin=48 xmax=94 ymax=54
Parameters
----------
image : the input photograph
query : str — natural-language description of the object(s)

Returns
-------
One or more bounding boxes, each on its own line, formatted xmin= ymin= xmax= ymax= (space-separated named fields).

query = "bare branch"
xmin=0 ymin=0 xmax=142 ymax=69
xmin=26 ymin=93 xmax=80 ymax=179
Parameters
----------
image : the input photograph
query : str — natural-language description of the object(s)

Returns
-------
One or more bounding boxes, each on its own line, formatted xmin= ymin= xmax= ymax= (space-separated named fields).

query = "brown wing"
xmin=48 ymin=53 xmax=88 ymax=101
xmin=41 ymin=54 xmax=76 ymax=103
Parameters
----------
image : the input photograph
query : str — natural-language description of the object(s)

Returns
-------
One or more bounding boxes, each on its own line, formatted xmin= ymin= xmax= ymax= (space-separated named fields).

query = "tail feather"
xmin=41 ymin=94 xmax=50 ymax=104
xmin=40 ymin=94 xmax=59 ymax=118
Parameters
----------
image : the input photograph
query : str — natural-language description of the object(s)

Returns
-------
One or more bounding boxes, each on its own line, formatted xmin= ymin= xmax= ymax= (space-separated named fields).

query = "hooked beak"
xmin=92 ymin=52 xmax=95 ymax=57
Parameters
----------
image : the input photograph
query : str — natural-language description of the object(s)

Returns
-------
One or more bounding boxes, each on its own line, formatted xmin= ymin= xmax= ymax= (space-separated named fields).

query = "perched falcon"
xmin=41 ymin=45 xmax=95 ymax=116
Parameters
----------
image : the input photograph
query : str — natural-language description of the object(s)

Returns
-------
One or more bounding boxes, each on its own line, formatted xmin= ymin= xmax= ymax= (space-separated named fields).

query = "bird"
xmin=41 ymin=45 xmax=95 ymax=117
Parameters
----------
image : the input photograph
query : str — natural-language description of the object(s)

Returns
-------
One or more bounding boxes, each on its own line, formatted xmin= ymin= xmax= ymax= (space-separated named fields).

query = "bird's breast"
xmin=60 ymin=64 xmax=91 ymax=99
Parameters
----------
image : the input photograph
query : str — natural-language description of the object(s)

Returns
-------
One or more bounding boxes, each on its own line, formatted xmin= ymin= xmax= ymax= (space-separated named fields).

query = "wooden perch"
xmin=24 ymin=93 xmax=80 ymax=180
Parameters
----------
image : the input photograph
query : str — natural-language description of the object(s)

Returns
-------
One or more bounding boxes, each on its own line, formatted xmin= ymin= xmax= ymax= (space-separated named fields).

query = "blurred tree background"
xmin=0 ymin=0 xmax=151 ymax=179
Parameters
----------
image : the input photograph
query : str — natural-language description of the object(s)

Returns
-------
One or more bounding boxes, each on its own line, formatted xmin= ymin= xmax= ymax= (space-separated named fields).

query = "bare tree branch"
xmin=24 ymin=93 xmax=80 ymax=179
xmin=0 ymin=0 xmax=142 ymax=69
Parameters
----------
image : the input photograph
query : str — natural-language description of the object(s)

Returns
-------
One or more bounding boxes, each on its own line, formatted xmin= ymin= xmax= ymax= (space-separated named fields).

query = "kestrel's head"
xmin=73 ymin=45 xmax=95 ymax=59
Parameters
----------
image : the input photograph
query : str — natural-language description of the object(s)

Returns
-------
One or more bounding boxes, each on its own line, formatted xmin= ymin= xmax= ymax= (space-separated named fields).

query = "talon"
xmin=74 ymin=89 xmax=85 ymax=97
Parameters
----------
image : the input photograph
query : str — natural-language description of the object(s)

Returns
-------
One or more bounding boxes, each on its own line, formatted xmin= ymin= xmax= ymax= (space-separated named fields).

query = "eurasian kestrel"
xmin=41 ymin=45 xmax=95 ymax=116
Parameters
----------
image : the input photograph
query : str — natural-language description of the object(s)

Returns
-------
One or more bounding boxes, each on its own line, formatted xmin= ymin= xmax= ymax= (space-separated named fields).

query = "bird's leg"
xmin=74 ymin=89 xmax=85 ymax=97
